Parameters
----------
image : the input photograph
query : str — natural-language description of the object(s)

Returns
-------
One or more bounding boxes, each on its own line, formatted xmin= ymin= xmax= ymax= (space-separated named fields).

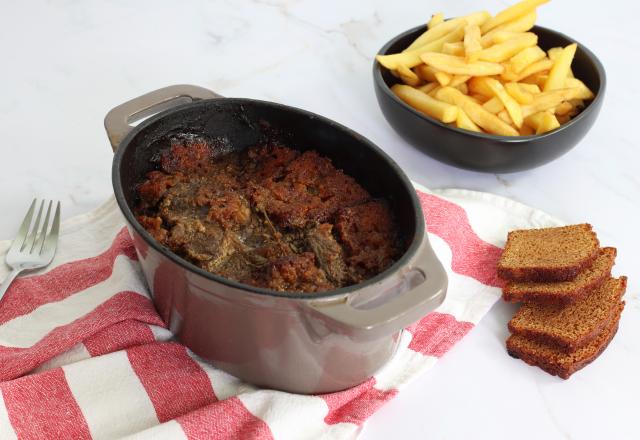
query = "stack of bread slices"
xmin=497 ymin=224 xmax=626 ymax=379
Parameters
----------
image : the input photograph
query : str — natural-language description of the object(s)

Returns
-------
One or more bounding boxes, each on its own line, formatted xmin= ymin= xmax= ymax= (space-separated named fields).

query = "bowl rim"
xmin=373 ymin=23 xmax=607 ymax=143
xmin=112 ymin=97 xmax=427 ymax=300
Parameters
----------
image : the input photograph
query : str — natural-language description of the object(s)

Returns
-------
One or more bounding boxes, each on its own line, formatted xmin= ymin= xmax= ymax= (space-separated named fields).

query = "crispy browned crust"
xmin=497 ymin=246 xmax=599 ymax=282
xmin=507 ymin=303 xmax=624 ymax=379
xmin=507 ymin=277 xmax=627 ymax=352
xmin=502 ymin=267 xmax=610 ymax=305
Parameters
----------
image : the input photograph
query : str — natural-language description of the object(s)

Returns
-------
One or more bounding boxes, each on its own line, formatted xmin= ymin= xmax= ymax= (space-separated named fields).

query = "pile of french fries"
xmin=377 ymin=0 xmax=595 ymax=136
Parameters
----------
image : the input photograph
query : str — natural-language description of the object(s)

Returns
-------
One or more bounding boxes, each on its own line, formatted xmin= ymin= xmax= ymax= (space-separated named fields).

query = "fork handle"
xmin=0 ymin=268 xmax=23 ymax=302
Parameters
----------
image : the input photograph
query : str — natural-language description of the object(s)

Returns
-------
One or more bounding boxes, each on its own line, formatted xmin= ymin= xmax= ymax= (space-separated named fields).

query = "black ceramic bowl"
xmin=373 ymin=25 xmax=606 ymax=173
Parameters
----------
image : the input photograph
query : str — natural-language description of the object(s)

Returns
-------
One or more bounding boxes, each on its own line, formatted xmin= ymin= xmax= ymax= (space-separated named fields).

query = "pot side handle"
xmin=307 ymin=239 xmax=448 ymax=340
xmin=104 ymin=84 xmax=222 ymax=152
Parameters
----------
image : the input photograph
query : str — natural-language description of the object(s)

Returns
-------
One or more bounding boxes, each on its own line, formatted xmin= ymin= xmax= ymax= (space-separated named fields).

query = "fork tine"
xmin=34 ymin=201 xmax=53 ymax=254
xmin=21 ymin=200 xmax=44 ymax=253
xmin=10 ymin=199 xmax=36 ymax=252
xmin=42 ymin=202 xmax=61 ymax=257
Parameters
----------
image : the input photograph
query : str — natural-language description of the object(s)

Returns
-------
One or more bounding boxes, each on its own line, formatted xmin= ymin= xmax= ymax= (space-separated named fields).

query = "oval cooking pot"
xmin=105 ymin=84 xmax=448 ymax=394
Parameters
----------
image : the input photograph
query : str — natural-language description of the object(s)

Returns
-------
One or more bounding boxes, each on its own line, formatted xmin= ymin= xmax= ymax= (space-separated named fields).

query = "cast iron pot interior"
xmin=113 ymin=97 xmax=423 ymax=298
xmin=373 ymin=25 xmax=606 ymax=173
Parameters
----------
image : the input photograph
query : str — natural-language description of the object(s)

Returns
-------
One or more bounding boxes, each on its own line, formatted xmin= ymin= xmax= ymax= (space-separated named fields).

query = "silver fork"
xmin=0 ymin=200 xmax=61 ymax=301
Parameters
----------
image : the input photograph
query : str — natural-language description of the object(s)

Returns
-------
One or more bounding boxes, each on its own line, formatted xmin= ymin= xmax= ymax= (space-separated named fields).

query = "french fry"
xmin=428 ymin=85 xmax=442 ymax=97
xmin=523 ymin=72 xmax=549 ymax=88
xmin=392 ymin=84 xmax=458 ymax=122
xmin=549 ymin=46 xmax=574 ymax=77
xmin=490 ymin=31 xmax=526 ymax=44
xmin=521 ymin=87 xmax=580 ymax=117
xmin=456 ymin=108 xmax=482 ymax=132
xmin=544 ymin=43 xmax=577 ymax=91
xmin=481 ymin=77 xmax=524 ymax=128
xmin=428 ymin=12 xmax=444 ymax=29
xmin=420 ymin=52 xmax=504 ymax=76
xmin=377 ymin=25 xmax=465 ymax=69
xmin=509 ymin=46 xmax=546 ymax=73
xmin=518 ymin=83 xmax=541 ymax=94
xmin=480 ymin=11 xmax=537 ymax=47
xmin=377 ymin=1 xmax=595 ymax=136
xmin=483 ymin=96 xmax=505 ymax=113
xmin=396 ymin=64 xmax=422 ymax=86
xmin=436 ymin=87 xmax=519 ymax=136
xmin=505 ymin=82 xmax=534 ymax=104
xmin=464 ymin=25 xmax=483 ymax=62
xmin=442 ymin=42 xmax=465 ymax=56
xmin=524 ymin=111 xmax=546 ymax=130
xmin=547 ymin=47 xmax=562 ymax=59
xmin=435 ymin=71 xmax=452 ymax=86
xmin=536 ymin=112 xmax=561 ymax=134
xmin=455 ymin=82 xmax=469 ymax=94
xmin=554 ymin=101 xmax=573 ymax=116
xmin=468 ymin=77 xmax=494 ymax=97
xmin=405 ymin=11 xmax=491 ymax=51
xmin=519 ymin=123 xmax=535 ymax=135
xmin=475 ymin=32 xmax=538 ymax=63
xmin=497 ymin=109 xmax=514 ymax=126
xmin=450 ymin=75 xmax=471 ymax=87
xmin=481 ymin=0 xmax=550 ymax=34
xmin=470 ymin=93 xmax=490 ymax=103
xmin=417 ymin=82 xmax=438 ymax=94
xmin=414 ymin=65 xmax=438 ymax=82
xmin=501 ymin=58 xmax=552 ymax=81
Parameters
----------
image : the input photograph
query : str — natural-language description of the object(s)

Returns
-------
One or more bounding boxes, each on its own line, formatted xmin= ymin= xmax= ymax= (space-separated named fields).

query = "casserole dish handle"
xmin=307 ymin=239 xmax=447 ymax=340
xmin=104 ymin=84 xmax=222 ymax=152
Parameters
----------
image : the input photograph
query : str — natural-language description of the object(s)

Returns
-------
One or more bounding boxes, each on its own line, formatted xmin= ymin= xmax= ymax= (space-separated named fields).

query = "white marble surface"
xmin=1 ymin=0 xmax=639 ymax=438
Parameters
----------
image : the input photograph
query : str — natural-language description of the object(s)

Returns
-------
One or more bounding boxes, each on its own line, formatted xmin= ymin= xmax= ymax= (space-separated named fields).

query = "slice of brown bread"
xmin=503 ymin=247 xmax=616 ymax=304
xmin=506 ymin=301 xmax=624 ymax=379
xmin=497 ymin=224 xmax=600 ymax=282
xmin=508 ymin=276 xmax=627 ymax=352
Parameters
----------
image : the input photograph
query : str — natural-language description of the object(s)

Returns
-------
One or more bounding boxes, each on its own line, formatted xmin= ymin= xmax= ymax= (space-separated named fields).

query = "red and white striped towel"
xmin=0 ymin=184 xmax=561 ymax=440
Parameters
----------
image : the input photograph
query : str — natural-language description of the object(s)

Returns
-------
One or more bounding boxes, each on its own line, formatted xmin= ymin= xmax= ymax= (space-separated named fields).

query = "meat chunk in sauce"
xmin=249 ymin=151 xmax=369 ymax=228
xmin=307 ymin=223 xmax=347 ymax=285
xmin=135 ymin=140 xmax=401 ymax=294
xmin=267 ymin=253 xmax=333 ymax=293
xmin=335 ymin=201 xmax=399 ymax=279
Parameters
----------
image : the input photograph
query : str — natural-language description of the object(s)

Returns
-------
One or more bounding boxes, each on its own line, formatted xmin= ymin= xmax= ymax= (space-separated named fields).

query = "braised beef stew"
xmin=134 ymin=138 xmax=401 ymax=293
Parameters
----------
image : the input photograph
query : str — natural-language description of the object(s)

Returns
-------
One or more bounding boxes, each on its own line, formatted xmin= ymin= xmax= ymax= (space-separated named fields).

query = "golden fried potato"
xmin=436 ymin=87 xmax=519 ymax=136
xmin=377 ymin=25 xmax=465 ymax=69
xmin=376 ymin=0 xmax=594 ymax=136
xmin=481 ymin=0 xmax=549 ymax=33
xmin=396 ymin=64 xmax=423 ymax=86
xmin=456 ymin=108 xmax=482 ymax=132
xmin=521 ymin=87 xmax=580 ymax=117
xmin=475 ymin=32 xmax=538 ymax=63
xmin=480 ymin=11 xmax=537 ymax=47
xmin=505 ymin=82 xmax=534 ymax=104
xmin=510 ymin=46 xmax=546 ymax=73
xmin=392 ymin=84 xmax=459 ymax=123
xmin=464 ymin=25 xmax=483 ymax=61
xmin=481 ymin=77 xmax=524 ymax=127
xmin=406 ymin=11 xmax=491 ymax=51
xmin=428 ymin=12 xmax=445 ymax=29
xmin=420 ymin=52 xmax=504 ymax=76
xmin=544 ymin=43 xmax=577 ymax=91
xmin=483 ymin=96 xmax=505 ymax=113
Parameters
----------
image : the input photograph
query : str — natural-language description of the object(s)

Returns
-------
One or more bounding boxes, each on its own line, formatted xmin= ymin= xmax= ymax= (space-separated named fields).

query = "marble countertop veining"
xmin=1 ymin=0 xmax=639 ymax=438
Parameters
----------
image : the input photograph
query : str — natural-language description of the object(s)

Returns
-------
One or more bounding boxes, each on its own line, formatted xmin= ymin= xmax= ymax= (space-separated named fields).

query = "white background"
xmin=1 ymin=1 xmax=639 ymax=438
